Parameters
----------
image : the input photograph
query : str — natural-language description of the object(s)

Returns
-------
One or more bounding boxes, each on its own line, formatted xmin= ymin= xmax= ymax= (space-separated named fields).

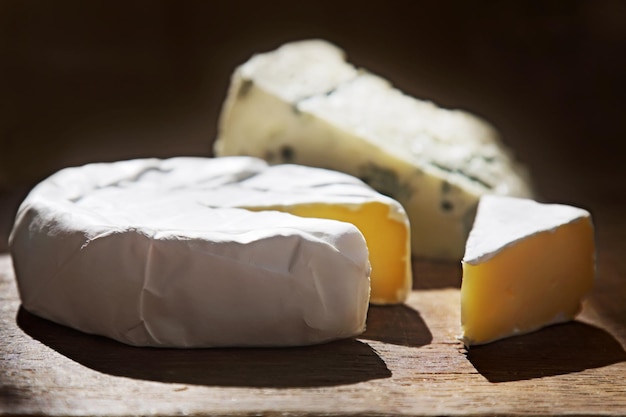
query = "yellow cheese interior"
xmin=244 ymin=201 xmax=411 ymax=304
xmin=461 ymin=218 xmax=594 ymax=346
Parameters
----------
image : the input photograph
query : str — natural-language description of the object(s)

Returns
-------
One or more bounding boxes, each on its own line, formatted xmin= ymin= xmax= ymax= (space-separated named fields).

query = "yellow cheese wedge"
xmin=245 ymin=202 xmax=410 ymax=305
xmin=222 ymin=163 xmax=412 ymax=305
xmin=460 ymin=195 xmax=595 ymax=346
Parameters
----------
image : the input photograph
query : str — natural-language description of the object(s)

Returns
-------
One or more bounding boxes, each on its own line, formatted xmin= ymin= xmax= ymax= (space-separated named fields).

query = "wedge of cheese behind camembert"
xmin=460 ymin=195 xmax=595 ymax=346
xmin=10 ymin=156 xmax=410 ymax=348
xmin=214 ymin=39 xmax=534 ymax=260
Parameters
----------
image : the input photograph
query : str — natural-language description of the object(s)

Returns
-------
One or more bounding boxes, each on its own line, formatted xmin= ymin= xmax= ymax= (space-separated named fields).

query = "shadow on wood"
xmin=361 ymin=304 xmax=432 ymax=347
xmin=0 ymin=385 xmax=27 ymax=410
xmin=16 ymin=307 xmax=391 ymax=388
xmin=466 ymin=321 xmax=626 ymax=383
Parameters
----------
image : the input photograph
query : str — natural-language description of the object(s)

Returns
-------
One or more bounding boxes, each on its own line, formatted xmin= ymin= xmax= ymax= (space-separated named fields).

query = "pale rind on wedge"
xmin=463 ymin=195 xmax=593 ymax=264
xmin=214 ymin=39 xmax=534 ymax=261
xmin=9 ymin=156 xmax=388 ymax=348
xmin=460 ymin=195 xmax=595 ymax=346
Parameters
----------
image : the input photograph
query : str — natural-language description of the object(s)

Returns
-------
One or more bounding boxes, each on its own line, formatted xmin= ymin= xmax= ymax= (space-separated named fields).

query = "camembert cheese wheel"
xmin=214 ymin=39 xmax=533 ymax=261
xmin=10 ymin=157 xmax=409 ymax=348
xmin=460 ymin=195 xmax=595 ymax=346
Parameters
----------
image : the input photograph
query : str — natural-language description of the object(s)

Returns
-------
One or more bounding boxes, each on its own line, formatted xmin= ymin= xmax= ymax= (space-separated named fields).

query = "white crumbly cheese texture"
xmin=463 ymin=195 xmax=591 ymax=264
xmin=214 ymin=39 xmax=534 ymax=260
xmin=9 ymin=156 xmax=374 ymax=348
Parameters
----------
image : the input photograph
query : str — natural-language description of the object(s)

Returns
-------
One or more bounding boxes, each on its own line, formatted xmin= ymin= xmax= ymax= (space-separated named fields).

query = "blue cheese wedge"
xmin=461 ymin=195 xmax=595 ymax=346
xmin=9 ymin=156 xmax=411 ymax=348
xmin=214 ymin=39 xmax=533 ymax=260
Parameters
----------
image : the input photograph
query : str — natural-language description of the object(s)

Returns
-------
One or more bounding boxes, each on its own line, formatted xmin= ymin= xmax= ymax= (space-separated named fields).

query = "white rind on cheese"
xmin=463 ymin=195 xmax=592 ymax=265
xmin=214 ymin=39 xmax=534 ymax=260
xmin=200 ymin=163 xmax=409 ymax=225
xmin=9 ymin=157 xmax=373 ymax=348
xmin=212 ymin=163 xmax=413 ymax=305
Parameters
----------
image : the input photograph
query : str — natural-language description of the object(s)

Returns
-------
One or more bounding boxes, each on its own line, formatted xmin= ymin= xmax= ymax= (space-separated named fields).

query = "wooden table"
xmin=1 ymin=191 xmax=625 ymax=416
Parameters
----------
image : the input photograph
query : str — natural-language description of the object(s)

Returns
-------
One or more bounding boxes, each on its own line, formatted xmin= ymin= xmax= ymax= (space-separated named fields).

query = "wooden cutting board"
xmin=1 ymin=198 xmax=625 ymax=416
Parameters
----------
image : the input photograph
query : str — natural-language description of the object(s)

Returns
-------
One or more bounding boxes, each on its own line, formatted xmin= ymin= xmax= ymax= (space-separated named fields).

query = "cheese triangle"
xmin=461 ymin=195 xmax=595 ymax=346
xmin=214 ymin=39 xmax=533 ymax=260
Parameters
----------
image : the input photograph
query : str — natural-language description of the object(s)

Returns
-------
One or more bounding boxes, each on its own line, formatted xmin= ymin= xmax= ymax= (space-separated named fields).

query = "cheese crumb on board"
xmin=10 ymin=156 xmax=410 ymax=347
xmin=214 ymin=39 xmax=534 ymax=261
xmin=460 ymin=195 xmax=595 ymax=346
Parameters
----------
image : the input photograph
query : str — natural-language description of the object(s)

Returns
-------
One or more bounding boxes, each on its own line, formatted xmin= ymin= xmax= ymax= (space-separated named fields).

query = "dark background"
xmin=2 ymin=0 xmax=626 ymax=249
